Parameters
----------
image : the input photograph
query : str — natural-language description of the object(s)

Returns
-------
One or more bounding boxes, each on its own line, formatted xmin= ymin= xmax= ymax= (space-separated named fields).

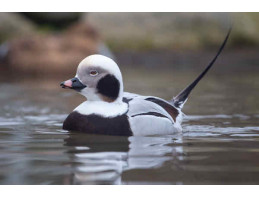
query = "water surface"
xmin=0 ymin=66 xmax=258 ymax=184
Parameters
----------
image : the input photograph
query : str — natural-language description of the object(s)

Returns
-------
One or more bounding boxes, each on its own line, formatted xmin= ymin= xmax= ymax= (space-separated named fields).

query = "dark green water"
xmin=0 ymin=66 xmax=258 ymax=184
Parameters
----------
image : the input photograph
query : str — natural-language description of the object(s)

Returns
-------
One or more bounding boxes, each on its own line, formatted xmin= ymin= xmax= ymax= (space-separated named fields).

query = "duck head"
xmin=60 ymin=54 xmax=124 ymax=103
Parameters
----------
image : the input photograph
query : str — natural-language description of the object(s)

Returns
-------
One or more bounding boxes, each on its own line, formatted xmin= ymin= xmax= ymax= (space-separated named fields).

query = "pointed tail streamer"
xmin=172 ymin=28 xmax=232 ymax=108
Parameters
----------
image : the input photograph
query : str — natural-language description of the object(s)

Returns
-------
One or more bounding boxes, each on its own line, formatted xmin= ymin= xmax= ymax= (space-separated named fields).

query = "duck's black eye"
xmin=90 ymin=70 xmax=98 ymax=76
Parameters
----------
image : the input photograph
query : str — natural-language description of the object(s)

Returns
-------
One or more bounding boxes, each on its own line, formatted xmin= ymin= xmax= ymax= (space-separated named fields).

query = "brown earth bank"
xmin=0 ymin=22 xmax=100 ymax=76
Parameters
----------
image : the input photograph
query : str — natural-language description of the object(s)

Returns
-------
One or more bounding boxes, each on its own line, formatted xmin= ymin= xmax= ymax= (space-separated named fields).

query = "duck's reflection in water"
xmin=64 ymin=133 xmax=183 ymax=184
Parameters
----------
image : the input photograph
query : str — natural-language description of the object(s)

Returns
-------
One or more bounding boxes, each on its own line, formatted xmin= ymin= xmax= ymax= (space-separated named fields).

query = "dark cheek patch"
xmin=96 ymin=74 xmax=120 ymax=102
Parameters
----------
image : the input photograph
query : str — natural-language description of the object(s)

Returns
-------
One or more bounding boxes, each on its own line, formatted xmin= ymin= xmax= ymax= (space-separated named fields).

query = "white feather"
xmin=129 ymin=115 xmax=178 ymax=136
xmin=127 ymin=97 xmax=174 ymax=123
xmin=74 ymin=101 xmax=128 ymax=118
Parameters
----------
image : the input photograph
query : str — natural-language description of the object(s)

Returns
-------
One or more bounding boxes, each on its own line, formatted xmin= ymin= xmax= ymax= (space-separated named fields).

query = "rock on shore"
xmin=0 ymin=22 xmax=101 ymax=75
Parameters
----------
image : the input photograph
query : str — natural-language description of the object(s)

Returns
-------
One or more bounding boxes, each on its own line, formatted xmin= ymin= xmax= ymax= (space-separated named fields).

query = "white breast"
xmin=74 ymin=101 xmax=128 ymax=118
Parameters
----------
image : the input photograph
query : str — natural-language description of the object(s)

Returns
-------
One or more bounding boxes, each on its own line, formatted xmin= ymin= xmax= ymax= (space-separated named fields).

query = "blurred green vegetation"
xmin=1 ymin=13 xmax=259 ymax=51
xmin=0 ymin=13 xmax=36 ymax=43
xmin=0 ymin=13 xmax=82 ymax=43
xmin=22 ymin=13 xmax=82 ymax=30
xmin=87 ymin=13 xmax=259 ymax=51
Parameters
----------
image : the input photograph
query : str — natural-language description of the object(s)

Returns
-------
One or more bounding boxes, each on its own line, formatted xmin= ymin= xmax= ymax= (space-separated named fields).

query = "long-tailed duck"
xmin=60 ymin=30 xmax=231 ymax=136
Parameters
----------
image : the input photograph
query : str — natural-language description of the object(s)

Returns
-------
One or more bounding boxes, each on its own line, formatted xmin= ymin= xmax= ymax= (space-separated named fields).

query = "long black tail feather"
xmin=172 ymin=28 xmax=232 ymax=108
